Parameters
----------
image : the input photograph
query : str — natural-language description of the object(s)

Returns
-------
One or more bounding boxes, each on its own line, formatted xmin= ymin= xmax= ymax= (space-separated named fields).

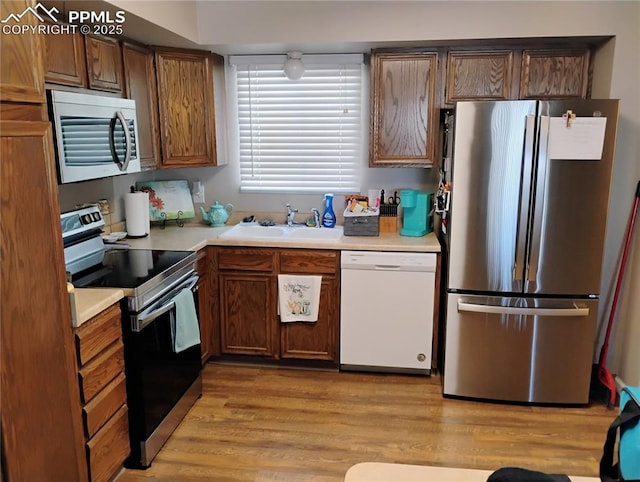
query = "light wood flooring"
xmin=115 ymin=363 xmax=613 ymax=482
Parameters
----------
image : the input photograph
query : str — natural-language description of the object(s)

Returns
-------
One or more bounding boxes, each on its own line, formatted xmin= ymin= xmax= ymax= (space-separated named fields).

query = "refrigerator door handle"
xmin=514 ymin=115 xmax=537 ymax=282
xmin=458 ymin=300 xmax=589 ymax=317
xmin=527 ymin=115 xmax=551 ymax=285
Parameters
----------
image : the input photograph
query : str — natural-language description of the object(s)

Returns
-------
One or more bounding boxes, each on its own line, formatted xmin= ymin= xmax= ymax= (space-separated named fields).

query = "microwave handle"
xmin=110 ymin=111 xmax=132 ymax=172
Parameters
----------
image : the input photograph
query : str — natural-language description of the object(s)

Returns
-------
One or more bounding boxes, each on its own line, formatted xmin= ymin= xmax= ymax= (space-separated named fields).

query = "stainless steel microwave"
xmin=48 ymin=90 xmax=141 ymax=184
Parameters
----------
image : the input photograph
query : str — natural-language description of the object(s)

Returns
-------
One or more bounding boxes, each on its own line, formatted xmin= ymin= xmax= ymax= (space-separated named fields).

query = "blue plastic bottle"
xmin=322 ymin=193 xmax=336 ymax=228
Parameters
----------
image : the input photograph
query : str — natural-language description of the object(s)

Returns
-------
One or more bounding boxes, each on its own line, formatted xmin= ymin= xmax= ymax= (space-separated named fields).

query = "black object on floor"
xmin=487 ymin=467 xmax=570 ymax=482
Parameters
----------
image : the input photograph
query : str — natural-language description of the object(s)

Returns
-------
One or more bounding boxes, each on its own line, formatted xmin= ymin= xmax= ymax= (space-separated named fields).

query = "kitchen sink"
xmin=219 ymin=223 xmax=343 ymax=243
xmin=287 ymin=226 xmax=343 ymax=240
xmin=218 ymin=225 xmax=287 ymax=239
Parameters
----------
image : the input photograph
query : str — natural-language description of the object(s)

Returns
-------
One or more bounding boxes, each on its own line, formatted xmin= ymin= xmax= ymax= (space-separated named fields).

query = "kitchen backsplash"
xmin=58 ymin=163 xmax=438 ymax=226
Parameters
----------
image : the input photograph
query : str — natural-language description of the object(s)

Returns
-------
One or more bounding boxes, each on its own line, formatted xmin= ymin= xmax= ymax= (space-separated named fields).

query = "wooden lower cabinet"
xmin=220 ymin=272 xmax=277 ymax=356
xmin=197 ymin=247 xmax=220 ymax=362
xmin=86 ymin=405 xmax=130 ymax=482
xmin=279 ymin=249 xmax=339 ymax=361
xmin=280 ymin=278 xmax=337 ymax=361
xmin=216 ymin=247 xmax=339 ymax=363
xmin=74 ymin=303 xmax=129 ymax=482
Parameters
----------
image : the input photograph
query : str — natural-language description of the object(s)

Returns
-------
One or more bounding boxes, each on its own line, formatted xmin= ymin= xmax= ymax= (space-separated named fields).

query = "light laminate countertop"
xmin=71 ymin=223 xmax=440 ymax=326
xmin=68 ymin=285 xmax=124 ymax=328
xmin=122 ymin=224 xmax=442 ymax=253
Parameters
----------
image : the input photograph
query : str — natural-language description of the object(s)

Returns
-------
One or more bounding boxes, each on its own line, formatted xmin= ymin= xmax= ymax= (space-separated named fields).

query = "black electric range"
xmin=71 ymin=247 xmax=197 ymax=311
xmin=62 ymin=205 xmax=202 ymax=469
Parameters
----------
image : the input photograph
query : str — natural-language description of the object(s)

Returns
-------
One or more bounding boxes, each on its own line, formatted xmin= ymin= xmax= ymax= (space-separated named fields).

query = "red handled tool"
xmin=597 ymin=180 xmax=640 ymax=408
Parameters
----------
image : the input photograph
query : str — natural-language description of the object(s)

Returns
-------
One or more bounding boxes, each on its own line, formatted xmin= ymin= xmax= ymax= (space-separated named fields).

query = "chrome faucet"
xmin=311 ymin=208 xmax=321 ymax=228
xmin=286 ymin=203 xmax=298 ymax=227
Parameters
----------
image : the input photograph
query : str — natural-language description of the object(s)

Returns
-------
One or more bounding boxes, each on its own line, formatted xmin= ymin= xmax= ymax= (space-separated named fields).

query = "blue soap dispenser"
xmin=322 ymin=193 xmax=336 ymax=228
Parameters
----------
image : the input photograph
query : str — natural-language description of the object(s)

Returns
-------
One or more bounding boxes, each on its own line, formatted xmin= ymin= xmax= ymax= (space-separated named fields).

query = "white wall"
xmin=106 ymin=0 xmax=200 ymax=44
xmin=63 ymin=0 xmax=639 ymax=383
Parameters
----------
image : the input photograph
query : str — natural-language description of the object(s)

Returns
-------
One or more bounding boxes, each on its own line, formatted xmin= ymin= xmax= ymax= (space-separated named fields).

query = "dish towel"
xmin=169 ymin=288 xmax=201 ymax=353
xmin=277 ymin=274 xmax=322 ymax=322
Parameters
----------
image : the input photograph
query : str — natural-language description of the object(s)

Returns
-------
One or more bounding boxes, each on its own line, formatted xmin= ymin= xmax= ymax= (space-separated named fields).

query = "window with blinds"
xmin=229 ymin=54 xmax=364 ymax=193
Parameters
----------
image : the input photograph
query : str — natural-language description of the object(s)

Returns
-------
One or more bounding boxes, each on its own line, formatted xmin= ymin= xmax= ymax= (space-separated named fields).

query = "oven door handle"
xmin=132 ymin=274 xmax=199 ymax=332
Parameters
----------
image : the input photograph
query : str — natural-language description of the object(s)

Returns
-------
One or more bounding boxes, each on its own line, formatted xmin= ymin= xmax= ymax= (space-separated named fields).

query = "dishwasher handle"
xmin=373 ymin=264 xmax=402 ymax=271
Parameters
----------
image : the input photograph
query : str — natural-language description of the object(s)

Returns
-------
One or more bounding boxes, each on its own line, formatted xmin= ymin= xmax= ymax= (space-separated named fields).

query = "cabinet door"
xmin=1 ymin=121 xmax=87 ymax=481
xmin=219 ymin=273 xmax=277 ymax=356
xmin=0 ymin=0 xmax=45 ymax=103
xmin=519 ymin=49 xmax=590 ymax=99
xmin=123 ymin=42 xmax=160 ymax=170
xmin=198 ymin=274 xmax=212 ymax=364
xmin=445 ymin=50 xmax=513 ymax=104
xmin=155 ymin=49 xmax=217 ymax=167
xmin=43 ymin=22 xmax=87 ymax=87
xmin=280 ymin=277 xmax=338 ymax=361
xmin=85 ymin=35 xmax=123 ymax=93
xmin=196 ymin=248 xmax=215 ymax=363
xmin=278 ymin=249 xmax=339 ymax=361
xmin=370 ymin=52 xmax=438 ymax=167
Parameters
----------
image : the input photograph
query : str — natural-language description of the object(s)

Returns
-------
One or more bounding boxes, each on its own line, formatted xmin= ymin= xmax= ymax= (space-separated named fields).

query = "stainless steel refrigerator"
xmin=443 ymin=99 xmax=619 ymax=404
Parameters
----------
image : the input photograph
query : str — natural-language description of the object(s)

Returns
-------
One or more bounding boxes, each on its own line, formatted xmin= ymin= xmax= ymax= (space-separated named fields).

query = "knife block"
xmin=379 ymin=215 xmax=398 ymax=233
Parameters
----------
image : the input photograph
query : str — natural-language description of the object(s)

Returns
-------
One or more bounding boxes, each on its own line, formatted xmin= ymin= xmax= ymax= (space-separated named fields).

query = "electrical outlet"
xmin=191 ymin=181 xmax=205 ymax=203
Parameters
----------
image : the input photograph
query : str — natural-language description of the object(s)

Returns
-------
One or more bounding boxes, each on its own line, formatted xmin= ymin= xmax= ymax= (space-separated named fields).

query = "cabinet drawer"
xmin=76 ymin=303 xmax=122 ymax=366
xmin=218 ymin=248 xmax=275 ymax=272
xmin=279 ymin=250 xmax=338 ymax=275
xmin=87 ymin=405 xmax=129 ymax=482
xmin=83 ymin=373 xmax=127 ymax=438
xmin=79 ymin=341 xmax=124 ymax=403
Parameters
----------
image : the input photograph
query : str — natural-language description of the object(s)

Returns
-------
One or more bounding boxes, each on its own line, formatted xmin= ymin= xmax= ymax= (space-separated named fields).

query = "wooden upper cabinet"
xmin=370 ymin=52 xmax=438 ymax=167
xmin=520 ymin=49 xmax=591 ymax=99
xmin=0 ymin=0 xmax=45 ymax=103
xmin=84 ymin=35 xmax=123 ymax=93
xmin=122 ymin=43 xmax=160 ymax=170
xmin=43 ymin=22 xmax=87 ymax=87
xmin=155 ymin=49 xmax=218 ymax=167
xmin=445 ymin=50 xmax=513 ymax=104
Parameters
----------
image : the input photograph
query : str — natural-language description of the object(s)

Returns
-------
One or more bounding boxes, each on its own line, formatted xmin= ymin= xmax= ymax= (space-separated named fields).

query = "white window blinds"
xmin=229 ymin=54 xmax=364 ymax=193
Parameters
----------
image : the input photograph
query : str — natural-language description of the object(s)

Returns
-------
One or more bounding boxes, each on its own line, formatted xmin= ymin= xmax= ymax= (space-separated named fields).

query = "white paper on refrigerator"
xmin=547 ymin=117 xmax=607 ymax=160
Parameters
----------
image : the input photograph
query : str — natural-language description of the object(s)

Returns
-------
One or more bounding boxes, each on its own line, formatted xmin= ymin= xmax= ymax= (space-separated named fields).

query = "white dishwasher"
xmin=340 ymin=250 xmax=437 ymax=374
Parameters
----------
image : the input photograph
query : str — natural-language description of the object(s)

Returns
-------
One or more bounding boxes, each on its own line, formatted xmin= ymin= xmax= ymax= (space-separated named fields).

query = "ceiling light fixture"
xmin=283 ymin=51 xmax=304 ymax=80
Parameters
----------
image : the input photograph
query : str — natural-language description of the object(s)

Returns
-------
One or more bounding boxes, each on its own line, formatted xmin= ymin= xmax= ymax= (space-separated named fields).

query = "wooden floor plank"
xmin=115 ymin=363 xmax=612 ymax=482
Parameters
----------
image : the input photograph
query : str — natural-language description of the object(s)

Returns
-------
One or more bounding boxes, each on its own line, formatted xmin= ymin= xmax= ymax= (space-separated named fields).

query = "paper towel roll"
xmin=125 ymin=191 xmax=149 ymax=238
